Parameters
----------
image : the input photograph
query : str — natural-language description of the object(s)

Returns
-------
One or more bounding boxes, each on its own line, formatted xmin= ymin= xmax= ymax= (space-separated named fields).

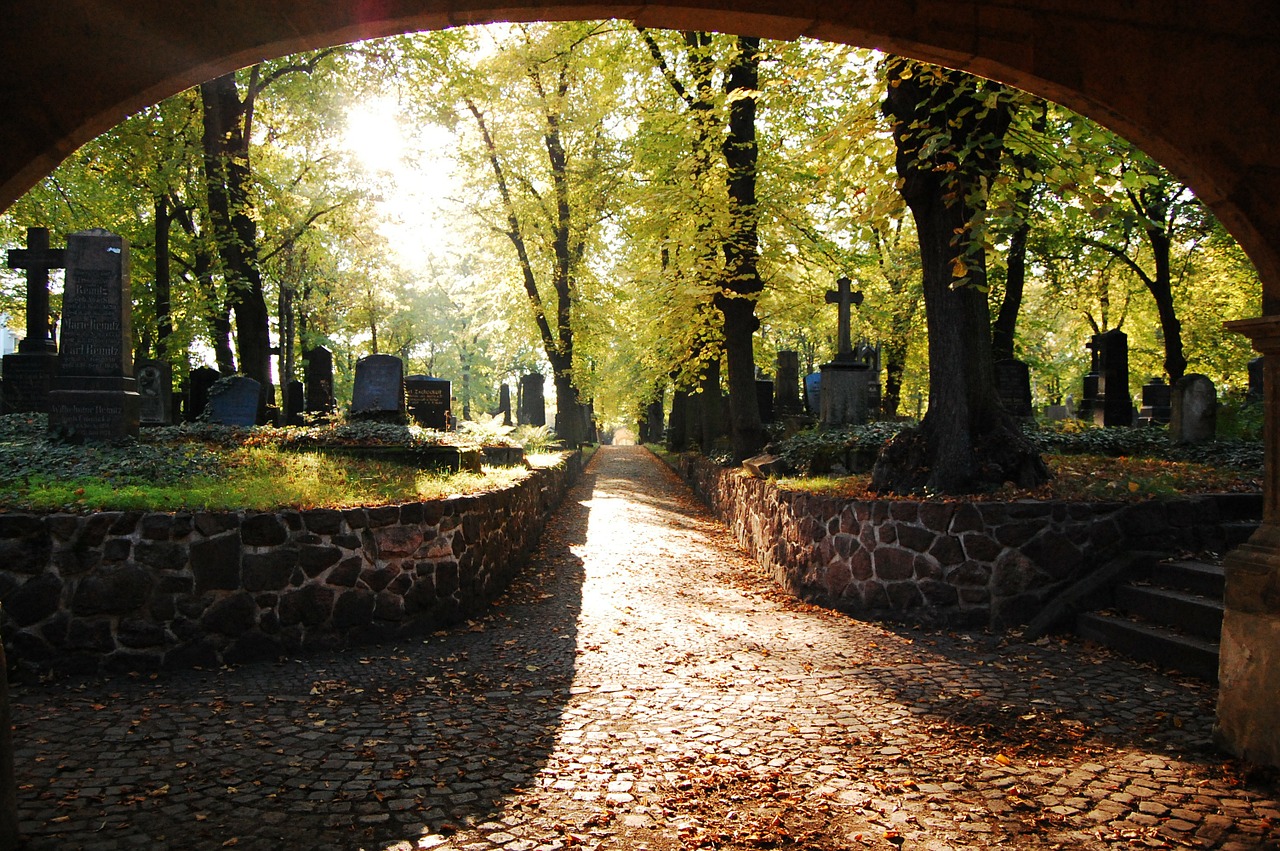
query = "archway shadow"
xmin=10 ymin=466 xmax=597 ymax=850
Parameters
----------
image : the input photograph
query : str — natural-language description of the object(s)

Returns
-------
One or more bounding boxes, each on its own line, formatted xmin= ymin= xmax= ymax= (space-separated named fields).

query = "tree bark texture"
xmin=872 ymin=57 xmax=1048 ymax=494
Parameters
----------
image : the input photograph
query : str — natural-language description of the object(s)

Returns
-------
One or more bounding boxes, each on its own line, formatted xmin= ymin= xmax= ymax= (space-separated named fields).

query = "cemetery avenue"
xmin=10 ymin=446 xmax=1280 ymax=850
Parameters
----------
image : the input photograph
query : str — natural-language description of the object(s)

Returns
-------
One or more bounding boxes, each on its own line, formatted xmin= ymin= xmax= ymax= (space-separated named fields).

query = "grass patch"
xmin=772 ymin=452 xmax=1261 ymax=502
xmin=0 ymin=413 xmax=559 ymax=513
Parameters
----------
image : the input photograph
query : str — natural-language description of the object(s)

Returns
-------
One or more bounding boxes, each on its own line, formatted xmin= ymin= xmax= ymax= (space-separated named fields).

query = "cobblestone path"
xmin=11 ymin=445 xmax=1280 ymax=850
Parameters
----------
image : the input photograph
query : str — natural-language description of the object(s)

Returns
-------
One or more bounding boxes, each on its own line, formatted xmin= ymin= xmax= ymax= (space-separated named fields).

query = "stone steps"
xmin=1075 ymin=559 xmax=1226 ymax=682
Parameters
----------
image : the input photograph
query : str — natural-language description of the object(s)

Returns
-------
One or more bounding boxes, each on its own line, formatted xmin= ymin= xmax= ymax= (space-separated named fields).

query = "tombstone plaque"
xmin=134 ymin=358 xmax=173 ymax=426
xmin=1085 ymin=329 xmax=1132 ymax=427
xmin=350 ymin=354 xmax=405 ymax=422
xmin=47 ymin=230 xmax=140 ymax=441
xmin=756 ymin=378 xmax=775 ymax=424
xmin=774 ymin=351 xmax=802 ymax=415
xmin=186 ymin=366 xmax=220 ymax=422
xmin=283 ymin=379 xmax=305 ymax=427
xmin=1171 ymin=374 xmax=1217 ymax=444
xmin=994 ymin=359 xmax=1034 ymax=418
xmin=519 ymin=373 xmax=546 ymax=426
xmin=804 ymin=372 xmax=821 ymax=416
xmin=496 ymin=383 xmax=513 ymax=426
xmin=205 ymin=375 xmax=261 ymax=427
xmin=1138 ymin=378 xmax=1172 ymax=426
xmin=406 ymin=375 xmax=451 ymax=429
xmin=303 ymin=345 xmax=335 ymax=415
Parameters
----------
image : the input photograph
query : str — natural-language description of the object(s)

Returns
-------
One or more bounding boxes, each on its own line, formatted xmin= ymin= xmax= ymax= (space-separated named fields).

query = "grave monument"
xmin=134 ymin=358 xmax=173 ymax=426
xmin=495 ymin=383 xmax=513 ymax=426
xmin=2 ymin=227 xmax=64 ymax=413
xmin=204 ymin=375 xmax=261 ymax=427
xmin=994 ymin=358 xmax=1033 ymax=418
xmin=303 ymin=345 xmax=335 ymax=416
xmin=186 ymin=366 xmax=220 ymax=421
xmin=519 ymin=372 xmax=546 ymax=426
xmin=1083 ymin=329 xmax=1132 ymax=427
xmin=350 ymin=354 xmax=405 ymax=422
xmin=406 ymin=375 xmax=451 ymax=429
xmin=47 ymin=229 xmax=140 ymax=441
xmin=1171 ymin=374 xmax=1217 ymax=443
xmin=774 ymin=350 xmax=802 ymax=416
xmin=819 ymin=277 xmax=875 ymax=427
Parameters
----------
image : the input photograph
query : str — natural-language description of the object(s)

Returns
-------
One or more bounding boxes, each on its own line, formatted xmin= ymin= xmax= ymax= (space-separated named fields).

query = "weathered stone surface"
xmin=375 ymin=525 xmax=423 ymax=559
xmin=873 ymin=548 xmax=915 ymax=582
xmin=333 ymin=589 xmax=376 ymax=628
xmin=71 ymin=564 xmax=153 ymax=616
xmin=243 ymin=549 xmax=298 ymax=592
xmin=280 ymin=584 xmax=335 ymax=626
xmin=192 ymin=532 xmax=242 ymax=592
xmin=202 ymin=592 xmax=258 ymax=635
xmin=241 ymin=514 xmax=289 ymax=547
xmin=299 ymin=544 xmax=342 ymax=576
xmin=135 ymin=540 xmax=188 ymax=571
xmin=5 ymin=574 xmax=63 ymax=626
xmin=327 ymin=556 xmax=363 ymax=587
xmin=302 ymin=508 xmax=344 ymax=535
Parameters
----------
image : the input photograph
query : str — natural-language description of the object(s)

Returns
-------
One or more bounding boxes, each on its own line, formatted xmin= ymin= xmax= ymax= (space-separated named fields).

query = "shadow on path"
xmin=11 ymin=464 xmax=598 ymax=850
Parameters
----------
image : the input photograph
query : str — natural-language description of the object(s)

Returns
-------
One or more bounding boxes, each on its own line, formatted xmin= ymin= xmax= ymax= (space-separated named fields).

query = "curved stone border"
xmin=679 ymin=453 xmax=1259 ymax=628
xmin=0 ymin=451 xmax=581 ymax=679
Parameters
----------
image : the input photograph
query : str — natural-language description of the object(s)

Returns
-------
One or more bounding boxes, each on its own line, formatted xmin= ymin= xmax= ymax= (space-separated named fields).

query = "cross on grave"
xmin=7 ymin=226 xmax=65 ymax=353
xmin=825 ymin=276 xmax=863 ymax=361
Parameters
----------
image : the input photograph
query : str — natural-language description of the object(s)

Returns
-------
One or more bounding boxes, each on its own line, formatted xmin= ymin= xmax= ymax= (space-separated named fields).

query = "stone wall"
xmin=680 ymin=454 xmax=1258 ymax=628
xmin=0 ymin=452 xmax=581 ymax=678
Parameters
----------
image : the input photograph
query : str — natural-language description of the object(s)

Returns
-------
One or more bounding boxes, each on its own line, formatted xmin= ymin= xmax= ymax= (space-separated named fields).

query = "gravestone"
xmin=496 ymin=383 xmax=513 ymax=426
xmin=186 ymin=366 xmax=220 ymax=421
xmin=1248 ymin=356 xmax=1264 ymax=404
xmin=1085 ymin=329 xmax=1132 ymax=427
xmin=774 ymin=351 xmax=802 ymax=416
xmin=994 ymin=359 xmax=1034 ymax=418
xmin=47 ymin=229 xmax=140 ymax=441
xmin=1045 ymin=404 xmax=1070 ymax=421
xmin=406 ymin=375 xmax=451 ymax=430
xmin=1138 ymin=377 xmax=1172 ymax=426
xmin=1171 ymin=374 xmax=1217 ymax=443
xmin=303 ymin=345 xmax=335 ymax=416
xmin=819 ymin=277 xmax=875 ymax=426
xmin=519 ymin=372 xmax=546 ymax=426
xmin=134 ymin=358 xmax=173 ymax=426
xmin=756 ymin=378 xmax=775 ymax=424
xmin=205 ymin=375 xmax=261 ymax=427
xmin=350 ymin=354 xmax=405 ymax=422
xmin=804 ymin=372 xmax=821 ymax=415
xmin=283 ymin=380 xmax=305 ymax=427
xmin=2 ymin=227 xmax=64 ymax=413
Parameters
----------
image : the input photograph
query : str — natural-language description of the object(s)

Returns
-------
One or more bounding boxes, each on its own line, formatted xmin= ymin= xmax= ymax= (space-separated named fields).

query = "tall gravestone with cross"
xmin=2 ymin=227 xmax=64 ymax=413
xmin=48 ymin=229 xmax=140 ymax=441
xmin=819 ymin=276 xmax=875 ymax=427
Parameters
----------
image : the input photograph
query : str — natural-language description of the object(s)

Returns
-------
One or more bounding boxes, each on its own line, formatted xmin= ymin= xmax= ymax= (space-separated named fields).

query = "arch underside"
xmin=2 ymin=1 xmax=1278 ymax=302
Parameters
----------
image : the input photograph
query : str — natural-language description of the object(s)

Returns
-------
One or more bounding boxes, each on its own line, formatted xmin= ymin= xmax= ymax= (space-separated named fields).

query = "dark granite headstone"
xmin=774 ymin=351 xmax=802 ymax=415
xmin=1171 ymin=374 xmax=1217 ymax=444
xmin=2 ymin=226 xmax=64 ymax=412
xmin=186 ymin=366 xmax=220 ymax=422
xmin=283 ymin=379 xmax=305 ymax=426
xmin=303 ymin=345 xmax=335 ymax=415
xmin=350 ymin=354 xmax=405 ymax=422
xmin=819 ymin=362 xmax=873 ymax=427
xmin=519 ymin=372 xmax=546 ymax=426
xmin=995 ymin=358 xmax=1033 ymax=418
xmin=804 ymin=372 xmax=821 ymax=415
xmin=1138 ymin=378 xmax=1172 ymax=426
xmin=1248 ymin=356 xmax=1264 ymax=404
xmin=205 ymin=375 xmax=261 ymax=427
xmin=48 ymin=230 xmax=140 ymax=441
xmin=134 ymin=358 xmax=173 ymax=426
xmin=406 ymin=375 xmax=451 ymax=430
xmin=496 ymin=383 xmax=513 ymax=426
xmin=756 ymin=378 xmax=775 ymax=424
xmin=1085 ymin=329 xmax=1131 ymax=427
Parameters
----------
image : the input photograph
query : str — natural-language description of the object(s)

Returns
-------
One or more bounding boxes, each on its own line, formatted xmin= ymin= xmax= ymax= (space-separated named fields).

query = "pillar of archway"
xmin=1217 ymin=316 xmax=1280 ymax=764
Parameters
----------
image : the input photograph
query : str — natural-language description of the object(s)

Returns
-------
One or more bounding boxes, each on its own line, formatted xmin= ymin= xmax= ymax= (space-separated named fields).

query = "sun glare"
xmin=345 ymin=98 xmax=406 ymax=173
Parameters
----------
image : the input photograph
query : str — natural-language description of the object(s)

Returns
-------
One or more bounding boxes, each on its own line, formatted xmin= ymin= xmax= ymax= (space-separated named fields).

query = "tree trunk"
xmin=991 ymin=218 xmax=1029 ymax=363
xmin=154 ymin=197 xmax=173 ymax=359
xmin=697 ymin=356 xmax=725 ymax=453
xmin=872 ymin=58 xmax=1048 ymax=495
xmin=201 ymin=71 xmax=274 ymax=419
xmin=1143 ymin=213 xmax=1188 ymax=383
xmin=667 ymin=387 xmax=690 ymax=451
xmin=716 ymin=36 xmax=767 ymax=462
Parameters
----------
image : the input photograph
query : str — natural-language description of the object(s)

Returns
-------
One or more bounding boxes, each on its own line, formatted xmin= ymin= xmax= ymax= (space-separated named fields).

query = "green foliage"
xmin=511 ymin=425 xmax=555 ymax=453
xmin=773 ymin=423 xmax=910 ymax=475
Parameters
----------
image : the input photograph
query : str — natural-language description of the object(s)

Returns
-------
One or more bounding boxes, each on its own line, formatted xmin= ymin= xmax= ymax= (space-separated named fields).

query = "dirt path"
xmin=11 ymin=445 xmax=1279 ymax=850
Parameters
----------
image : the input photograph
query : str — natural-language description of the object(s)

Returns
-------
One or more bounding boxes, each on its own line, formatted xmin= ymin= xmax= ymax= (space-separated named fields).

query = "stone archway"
xmin=3 ymin=0 xmax=1280 ymax=763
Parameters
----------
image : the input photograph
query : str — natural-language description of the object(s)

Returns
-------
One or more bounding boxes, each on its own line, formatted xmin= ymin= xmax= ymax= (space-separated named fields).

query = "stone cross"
xmin=824 ymin=276 xmax=863 ymax=359
xmin=6 ymin=226 xmax=64 ymax=353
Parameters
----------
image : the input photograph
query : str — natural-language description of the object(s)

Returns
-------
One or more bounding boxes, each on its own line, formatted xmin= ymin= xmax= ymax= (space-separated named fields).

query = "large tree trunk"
xmin=154 ymin=197 xmax=173 ymax=359
xmin=716 ymin=36 xmax=767 ymax=462
xmin=872 ymin=58 xmax=1048 ymax=495
xmin=201 ymin=71 xmax=274 ymax=419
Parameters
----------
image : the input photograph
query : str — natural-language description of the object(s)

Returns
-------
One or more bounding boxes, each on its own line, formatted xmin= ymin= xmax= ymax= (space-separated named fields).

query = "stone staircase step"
xmin=1076 ymin=612 xmax=1220 ymax=682
xmin=1145 ymin=559 xmax=1226 ymax=598
xmin=1113 ymin=584 xmax=1224 ymax=641
xmin=1221 ymin=520 xmax=1260 ymax=548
